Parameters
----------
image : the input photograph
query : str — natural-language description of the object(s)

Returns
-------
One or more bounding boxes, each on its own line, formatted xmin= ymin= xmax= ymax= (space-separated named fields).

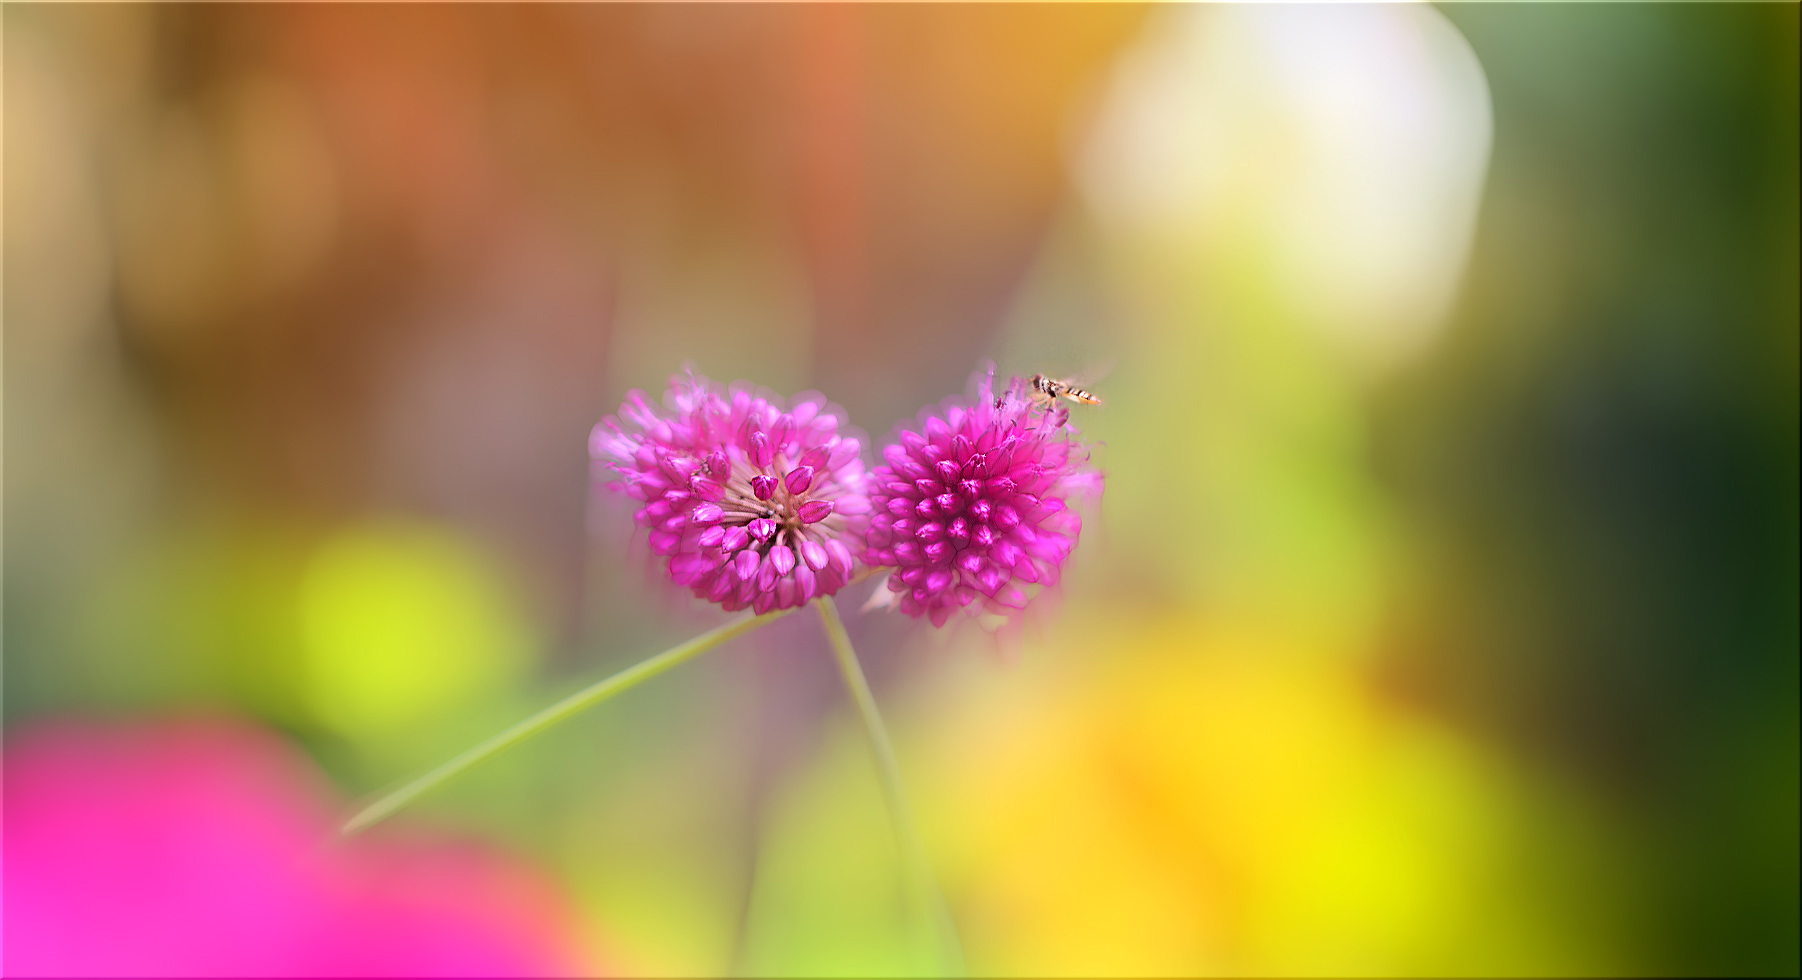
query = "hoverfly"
xmin=1028 ymin=373 xmax=1103 ymax=408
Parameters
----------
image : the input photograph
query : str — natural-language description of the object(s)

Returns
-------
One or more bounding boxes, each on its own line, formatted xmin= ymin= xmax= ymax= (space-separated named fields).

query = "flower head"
xmin=592 ymin=372 xmax=868 ymax=613
xmin=864 ymin=367 xmax=1103 ymax=627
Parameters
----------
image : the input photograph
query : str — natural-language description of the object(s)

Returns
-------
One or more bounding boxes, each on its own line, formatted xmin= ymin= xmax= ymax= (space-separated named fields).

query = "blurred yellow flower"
xmin=907 ymin=613 xmax=1594 ymax=976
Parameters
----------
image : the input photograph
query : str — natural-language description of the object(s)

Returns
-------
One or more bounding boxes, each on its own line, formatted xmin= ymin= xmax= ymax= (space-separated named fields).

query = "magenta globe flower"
xmin=592 ymin=372 xmax=869 ymax=614
xmin=864 ymin=367 xmax=1103 ymax=627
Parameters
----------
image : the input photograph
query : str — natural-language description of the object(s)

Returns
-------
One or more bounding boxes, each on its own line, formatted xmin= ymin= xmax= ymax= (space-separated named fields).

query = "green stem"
xmin=341 ymin=608 xmax=792 ymax=837
xmin=814 ymin=597 xmax=966 ymax=978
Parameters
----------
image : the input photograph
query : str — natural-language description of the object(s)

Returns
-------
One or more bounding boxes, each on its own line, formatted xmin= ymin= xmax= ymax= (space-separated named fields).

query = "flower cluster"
xmin=862 ymin=369 xmax=1103 ymax=626
xmin=595 ymin=366 xmax=1100 ymax=628
xmin=591 ymin=373 xmax=867 ymax=613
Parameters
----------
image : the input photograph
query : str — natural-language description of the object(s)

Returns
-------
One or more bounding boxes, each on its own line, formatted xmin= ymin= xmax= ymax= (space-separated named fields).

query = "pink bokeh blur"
xmin=4 ymin=718 xmax=588 ymax=977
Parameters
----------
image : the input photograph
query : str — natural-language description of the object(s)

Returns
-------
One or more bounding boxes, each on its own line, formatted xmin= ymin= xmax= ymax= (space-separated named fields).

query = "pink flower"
xmin=591 ymin=371 xmax=869 ymax=613
xmin=863 ymin=367 xmax=1103 ymax=627
xmin=2 ymin=717 xmax=589 ymax=978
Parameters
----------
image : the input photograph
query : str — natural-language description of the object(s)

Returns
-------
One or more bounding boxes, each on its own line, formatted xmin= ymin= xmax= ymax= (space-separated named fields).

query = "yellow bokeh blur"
xmin=896 ymin=612 xmax=1617 ymax=976
xmin=298 ymin=523 xmax=531 ymax=741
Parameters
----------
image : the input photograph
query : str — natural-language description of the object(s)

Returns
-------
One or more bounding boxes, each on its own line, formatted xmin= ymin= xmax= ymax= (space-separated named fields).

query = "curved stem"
xmin=813 ymin=597 xmax=966 ymax=977
xmin=341 ymin=608 xmax=793 ymax=837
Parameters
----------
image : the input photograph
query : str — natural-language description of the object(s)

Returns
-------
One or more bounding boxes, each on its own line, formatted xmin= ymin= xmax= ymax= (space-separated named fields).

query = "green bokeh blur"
xmin=7 ymin=4 xmax=1796 ymax=976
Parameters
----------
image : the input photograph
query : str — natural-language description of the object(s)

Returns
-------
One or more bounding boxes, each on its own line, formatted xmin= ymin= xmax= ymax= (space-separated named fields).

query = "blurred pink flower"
xmin=3 ymin=718 xmax=588 ymax=978
xmin=864 ymin=367 xmax=1102 ymax=627
xmin=592 ymin=371 xmax=869 ymax=613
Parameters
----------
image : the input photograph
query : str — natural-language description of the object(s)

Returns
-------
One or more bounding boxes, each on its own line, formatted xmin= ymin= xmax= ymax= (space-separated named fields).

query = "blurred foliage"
xmin=1380 ymin=5 xmax=1800 ymax=972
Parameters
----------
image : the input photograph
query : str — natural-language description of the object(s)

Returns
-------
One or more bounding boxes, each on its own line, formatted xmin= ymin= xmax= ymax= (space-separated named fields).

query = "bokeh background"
xmin=6 ymin=4 xmax=1797 ymax=976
